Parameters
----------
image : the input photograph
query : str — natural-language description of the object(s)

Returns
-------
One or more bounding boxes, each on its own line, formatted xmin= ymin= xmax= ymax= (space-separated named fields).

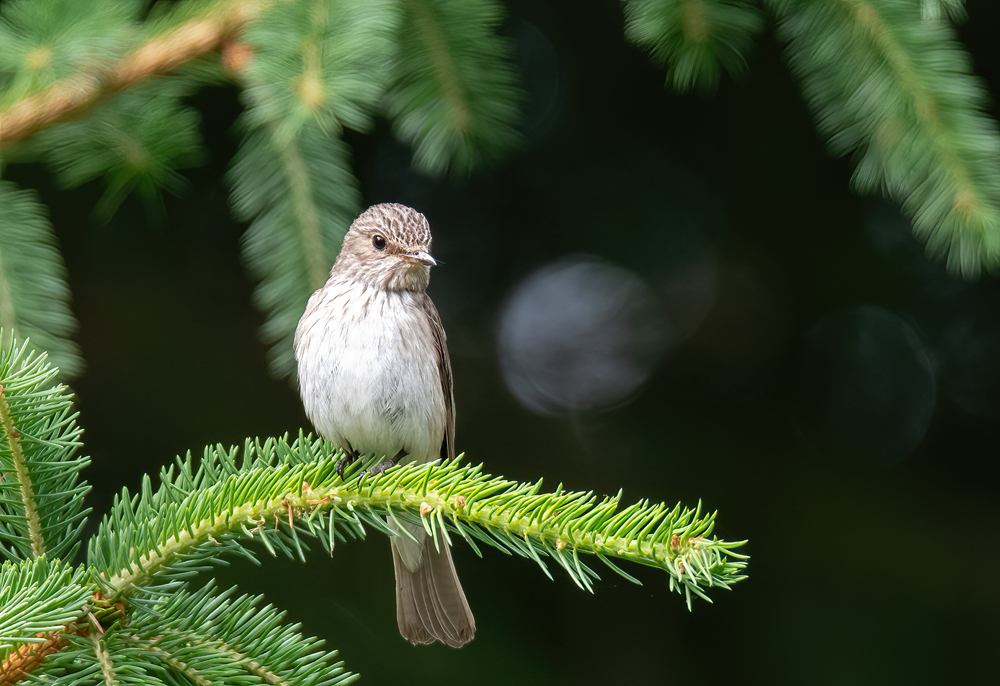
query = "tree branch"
xmin=0 ymin=632 xmax=69 ymax=686
xmin=0 ymin=383 xmax=45 ymax=558
xmin=0 ymin=1 xmax=272 ymax=148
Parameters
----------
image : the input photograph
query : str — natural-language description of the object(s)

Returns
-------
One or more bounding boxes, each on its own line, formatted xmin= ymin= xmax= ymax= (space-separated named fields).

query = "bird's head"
xmin=334 ymin=203 xmax=437 ymax=292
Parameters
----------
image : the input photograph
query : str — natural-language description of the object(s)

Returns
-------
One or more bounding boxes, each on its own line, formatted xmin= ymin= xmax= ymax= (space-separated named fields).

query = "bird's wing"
xmin=418 ymin=293 xmax=455 ymax=460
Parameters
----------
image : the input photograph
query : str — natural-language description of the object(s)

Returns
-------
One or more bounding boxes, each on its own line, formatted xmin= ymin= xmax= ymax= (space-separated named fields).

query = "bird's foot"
xmin=366 ymin=449 xmax=406 ymax=477
xmin=335 ymin=447 xmax=359 ymax=478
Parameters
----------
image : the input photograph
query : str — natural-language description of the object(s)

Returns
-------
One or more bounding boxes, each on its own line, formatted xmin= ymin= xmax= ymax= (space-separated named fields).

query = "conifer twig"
xmin=0 ymin=1 xmax=271 ymax=148
xmin=0 ymin=631 xmax=69 ymax=686
xmin=0 ymin=384 xmax=44 ymax=558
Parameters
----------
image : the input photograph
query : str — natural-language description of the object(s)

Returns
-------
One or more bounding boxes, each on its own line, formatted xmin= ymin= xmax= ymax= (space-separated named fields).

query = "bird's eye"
xmin=372 ymin=235 xmax=387 ymax=251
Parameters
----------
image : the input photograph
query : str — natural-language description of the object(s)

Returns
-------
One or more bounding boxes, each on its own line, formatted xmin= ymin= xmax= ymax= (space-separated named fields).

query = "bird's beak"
xmin=405 ymin=251 xmax=437 ymax=267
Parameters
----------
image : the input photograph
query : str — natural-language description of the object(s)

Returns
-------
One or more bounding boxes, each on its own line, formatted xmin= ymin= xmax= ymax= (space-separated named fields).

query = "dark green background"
xmin=8 ymin=1 xmax=1000 ymax=683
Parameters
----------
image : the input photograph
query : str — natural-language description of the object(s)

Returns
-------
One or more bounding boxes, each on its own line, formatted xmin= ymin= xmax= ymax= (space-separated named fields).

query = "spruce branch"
xmin=624 ymin=0 xmax=765 ymax=92
xmin=770 ymin=0 xmax=1000 ymax=276
xmin=240 ymin=0 xmax=401 ymax=140
xmin=0 ymin=0 xmax=137 ymax=107
xmin=88 ymin=433 xmax=747 ymax=608
xmin=384 ymin=0 xmax=520 ymax=175
xmin=0 ymin=338 xmax=746 ymax=683
xmin=115 ymin=582 xmax=356 ymax=686
xmin=0 ymin=182 xmax=83 ymax=380
xmin=0 ymin=0 xmax=272 ymax=148
xmin=920 ymin=0 xmax=966 ymax=22
xmin=0 ymin=630 xmax=69 ymax=686
xmin=228 ymin=117 xmax=361 ymax=380
xmin=89 ymin=632 xmax=119 ymax=686
xmin=0 ymin=557 xmax=89 ymax=665
xmin=228 ymin=0 xmax=401 ymax=381
xmin=36 ymin=79 xmax=204 ymax=220
xmin=0 ymin=389 xmax=43 ymax=560
xmin=0 ymin=337 xmax=89 ymax=562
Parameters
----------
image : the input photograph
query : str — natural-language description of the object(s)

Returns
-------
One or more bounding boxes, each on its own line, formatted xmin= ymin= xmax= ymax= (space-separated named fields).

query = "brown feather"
xmin=393 ymin=529 xmax=476 ymax=648
xmin=416 ymin=291 xmax=455 ymax=460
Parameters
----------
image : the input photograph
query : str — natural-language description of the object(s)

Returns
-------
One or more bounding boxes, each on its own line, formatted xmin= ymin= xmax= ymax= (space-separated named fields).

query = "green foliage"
xmin=0 ymin=0 xmax=521 ymax=383
xmin=228 ymin=117 xmax=361 ymax=379
xmin=768 ymin=0 xmax=1000 ymax=276
xmin=115 ymin=582 xmax=356 ymax=686
xmin=624 ymin=0 xmax=764 ymax=92
xmin=0 ymin=0 xmax=136 ymax=103
xmin=0 ymin=557 xmax=90 ymax=662
xmin=0 ymin=333 xmax=747 ymax=682
xmin=86 ymin=430 xmax=746 ymax=608
xmin=0 ymin=183 xmax=83 ymax=379
xmin=385 ymin=0 xmax=520 ymax=174
xmin=2 ymin=0 xmax=995 ymax=382
xmin=37 ymin=80 xmax=204 ymax=219
xmin=241 ymin=0 xmax=401 ymax=140
xmin=230 ymin=0 xmax=399 ymax=378
xmin=920 ymin=0 xmax=966 ymax=22
xmin=0 ymin=337 xmax=89 ymax=560
xmin=622 ymin=0 xmax=1000 ymax=276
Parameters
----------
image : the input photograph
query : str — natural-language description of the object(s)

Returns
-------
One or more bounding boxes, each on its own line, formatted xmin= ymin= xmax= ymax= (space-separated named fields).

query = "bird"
xmin=293 ymin=202 xmax=475 ymax=648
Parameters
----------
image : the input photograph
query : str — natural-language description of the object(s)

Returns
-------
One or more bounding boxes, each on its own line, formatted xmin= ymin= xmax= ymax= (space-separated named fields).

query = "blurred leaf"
xmin=385 ymin=0 xmax=520 ymax=175
xmin=0 ymin=183 xmax=83 ymax=379
xmin=228 ymin=116 xmax=360 ymax=380
xmin=770 ymin=0 xmax=1000 ymax=276
xmin=624 ymin=0 xmax=764 ymax=92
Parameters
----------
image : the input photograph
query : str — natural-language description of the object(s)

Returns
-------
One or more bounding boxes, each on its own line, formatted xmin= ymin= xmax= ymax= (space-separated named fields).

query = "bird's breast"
xmin=295 ymin=281 xmax=446 ymax=463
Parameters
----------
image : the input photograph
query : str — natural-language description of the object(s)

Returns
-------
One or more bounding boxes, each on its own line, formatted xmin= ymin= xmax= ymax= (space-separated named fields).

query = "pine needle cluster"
xmin=0 ymin=334 xmax=749 ymax=683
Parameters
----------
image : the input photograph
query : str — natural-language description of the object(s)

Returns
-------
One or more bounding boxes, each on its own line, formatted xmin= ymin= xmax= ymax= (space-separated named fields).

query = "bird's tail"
xmin=390 ymin=519 xmax=475 ymax=648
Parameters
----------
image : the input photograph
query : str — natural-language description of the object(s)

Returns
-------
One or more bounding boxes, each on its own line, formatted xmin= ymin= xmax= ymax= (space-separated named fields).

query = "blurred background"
xmin=6 ymin=0 xmax=1000 ymax=683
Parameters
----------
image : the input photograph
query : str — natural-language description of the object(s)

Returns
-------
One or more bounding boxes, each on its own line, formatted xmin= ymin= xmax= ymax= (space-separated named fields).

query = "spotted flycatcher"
xmin=294 ymin=203 xmax=474 ymax=648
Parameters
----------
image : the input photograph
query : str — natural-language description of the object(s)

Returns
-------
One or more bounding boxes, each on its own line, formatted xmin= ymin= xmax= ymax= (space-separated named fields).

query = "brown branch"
xmin=0 ymin=0 xmax=271 ymax=148
xmin=0 ymin=593 xmax=127 ymax=686
xmin=0 ymin=632 xmax=69 ymax=686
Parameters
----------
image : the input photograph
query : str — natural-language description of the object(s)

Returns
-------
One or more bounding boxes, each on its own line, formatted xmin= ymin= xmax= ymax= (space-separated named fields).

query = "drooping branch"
xmin=0 ymin=1 xmax=272 ymax=148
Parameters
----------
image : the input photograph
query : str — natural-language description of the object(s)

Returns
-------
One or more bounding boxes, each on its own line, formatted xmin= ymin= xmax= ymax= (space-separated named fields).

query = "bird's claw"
xmin=365 ymin=460 xmax=395 ymax=477
xmin=365 ymin=448 xmax=407 ymax=477
xmin=336 ymin=451 xmax=359 ymax=478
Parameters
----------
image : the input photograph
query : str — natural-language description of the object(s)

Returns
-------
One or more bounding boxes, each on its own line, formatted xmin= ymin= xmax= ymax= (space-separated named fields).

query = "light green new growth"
xmin=87 ymin=433 xmax=747 ymax=610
